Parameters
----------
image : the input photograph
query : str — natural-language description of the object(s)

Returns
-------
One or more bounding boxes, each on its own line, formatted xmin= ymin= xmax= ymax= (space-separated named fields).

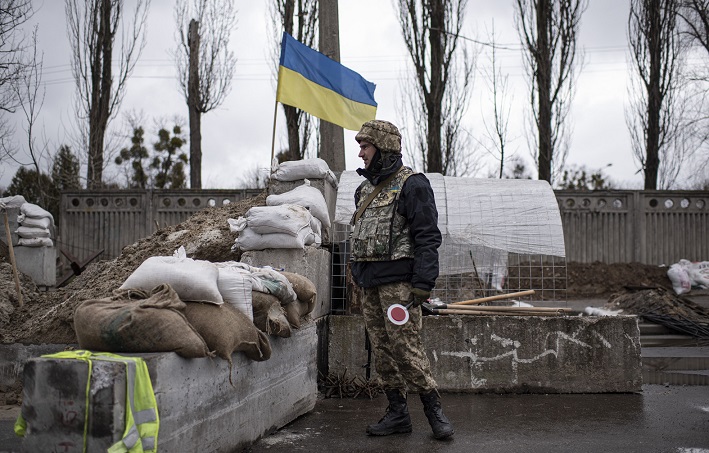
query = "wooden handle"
xmin=451 ymin=290 xmax=536 ymax=306
xmin=3 ymin=210 xmax=23 ymax=307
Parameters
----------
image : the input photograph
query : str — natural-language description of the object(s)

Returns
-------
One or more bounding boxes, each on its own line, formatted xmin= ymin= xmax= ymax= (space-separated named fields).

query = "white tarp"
xmin=335 ymin=171 xmax=565 ymax=278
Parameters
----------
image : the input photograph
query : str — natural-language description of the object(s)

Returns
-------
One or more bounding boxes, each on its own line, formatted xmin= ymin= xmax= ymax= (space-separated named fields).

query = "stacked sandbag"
xmin=73 ymin=284 xmax=211 ymax=358
xmin=270 ymin=157 xmax=337 ymax=188
xmin=266 ymin=179 xmax=331 ymax=232
xmin=16 ymin=203 xmax=55 ymax=247
xmin=229 ymin=204 xmax=321 ymax=251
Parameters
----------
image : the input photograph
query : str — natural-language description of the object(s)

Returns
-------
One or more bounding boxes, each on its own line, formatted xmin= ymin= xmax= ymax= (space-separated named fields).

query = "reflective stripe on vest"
xmin=41 ymin=350 xmax=159 ymax=453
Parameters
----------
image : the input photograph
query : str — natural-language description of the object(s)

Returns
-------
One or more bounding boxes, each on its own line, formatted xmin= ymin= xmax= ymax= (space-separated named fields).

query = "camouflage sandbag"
xmin=73 ymin=284 xmax=210 ymax=358
xmin=251 ymin=291 xmax=291 ymax=338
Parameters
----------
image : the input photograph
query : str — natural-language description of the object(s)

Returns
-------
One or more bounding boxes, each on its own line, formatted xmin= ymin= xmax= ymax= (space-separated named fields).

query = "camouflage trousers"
xmin=361 ymin=281 xmax=437 ymax=395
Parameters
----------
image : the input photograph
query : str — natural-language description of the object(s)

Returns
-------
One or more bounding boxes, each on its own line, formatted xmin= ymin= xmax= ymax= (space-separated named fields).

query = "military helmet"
xmin=355 ymin=120 xmax=402 ymax=154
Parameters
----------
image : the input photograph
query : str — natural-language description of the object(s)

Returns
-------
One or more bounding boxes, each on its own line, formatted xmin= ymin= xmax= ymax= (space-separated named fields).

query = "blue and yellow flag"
xmin=276 ymin=32 xmax=377 ymax=131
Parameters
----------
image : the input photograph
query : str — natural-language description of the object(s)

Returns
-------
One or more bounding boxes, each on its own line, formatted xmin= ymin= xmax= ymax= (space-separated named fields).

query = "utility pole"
xmin=188 ymin=19 xmax=202 ymax=189
xmin=318 ymin=0 xmax=345 ymax=174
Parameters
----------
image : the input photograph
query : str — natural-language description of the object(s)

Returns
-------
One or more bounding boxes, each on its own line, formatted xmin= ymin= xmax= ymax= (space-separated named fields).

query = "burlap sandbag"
xmin=278 ymin=271 xmax=317 ymax=328
xmin=183 ymin=302 xmax=271 ymax=363
xmin=279 ymin=271 xmax=316 ymax=315
xmin=73 ymin=284 xmax=210 ymax=359
xmin=251 ymin=291 xmax=291 ymax=338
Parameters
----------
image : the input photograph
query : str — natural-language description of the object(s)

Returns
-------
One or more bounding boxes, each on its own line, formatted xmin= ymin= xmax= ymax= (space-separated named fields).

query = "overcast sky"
xmin=2 ymin=0 xmax=651 ymax=190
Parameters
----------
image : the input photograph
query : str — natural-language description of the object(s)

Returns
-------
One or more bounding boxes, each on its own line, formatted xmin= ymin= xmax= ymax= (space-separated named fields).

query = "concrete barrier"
xmin=18 ymin=322 xmax=318 ymax=452
xmin=328 ymin=314 xmax=642 ymax=393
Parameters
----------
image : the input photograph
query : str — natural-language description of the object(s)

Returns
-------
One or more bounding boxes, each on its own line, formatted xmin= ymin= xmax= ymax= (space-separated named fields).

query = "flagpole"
xmin=270 ymin=99 xmax=278 ymax=164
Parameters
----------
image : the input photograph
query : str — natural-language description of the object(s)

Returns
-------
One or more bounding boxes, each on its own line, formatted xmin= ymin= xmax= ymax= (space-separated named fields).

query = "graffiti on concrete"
xmin=439 ymin=326 xmax=611 ymax=387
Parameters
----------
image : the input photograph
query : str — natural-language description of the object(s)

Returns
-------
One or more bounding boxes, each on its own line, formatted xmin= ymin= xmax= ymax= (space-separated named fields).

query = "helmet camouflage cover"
xmin=355 ymin=120 xmax=402 ymax=154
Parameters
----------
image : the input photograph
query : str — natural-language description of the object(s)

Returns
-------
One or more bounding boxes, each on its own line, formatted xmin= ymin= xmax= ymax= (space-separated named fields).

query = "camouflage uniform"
xmin=361 ymin=280 xmax=437 ymax=394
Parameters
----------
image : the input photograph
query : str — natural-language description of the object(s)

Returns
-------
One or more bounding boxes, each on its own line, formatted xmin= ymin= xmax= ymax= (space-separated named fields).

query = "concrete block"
xmin=13 ymin=245 xmax=56 ymax=286
xmin=268 ymin=178 xmax=337 ymax=244
xmin=328 ymin=314 xmax=642 ymax=393
xmin=241 ymin=246 xmax=331 ymax=319
xmin=0 ymin=344 xmax=71 ymax=390
xmin=21 ymin=358 xmax=126 ymax=452
xmin=19 ymin=323 xmax=318 ymax=452
xmin=0 ymin=207 xmax=20 ymax=246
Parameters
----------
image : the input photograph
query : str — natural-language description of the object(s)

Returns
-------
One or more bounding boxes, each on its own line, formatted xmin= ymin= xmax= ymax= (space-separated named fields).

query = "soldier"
xmin=350 ymin=120 xmax=454 ymax=440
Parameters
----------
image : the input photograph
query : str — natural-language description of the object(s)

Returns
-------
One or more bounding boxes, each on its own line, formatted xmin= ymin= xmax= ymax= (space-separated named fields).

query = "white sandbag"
xmin=16 ymin=226 xmax=51 ymax=239
xmin=119 ymin=254 xmax=224 ymax=304
xmin=271 ymin=157 xmax=333 ymax=181
xmin=20 ymin=216 xmax=52 ymax=229
xmin=234 ymin=226 xmax=312 ymax=251
xmin=667 ymin=263 xmax=692 ymax=295
xmin=0 ymin=195 xmax=27 ymax=209
xmin=266 ymin=179 xmax=330 ymax=228
xmin=687 ymin=260 xmax=709 ymax=288
xmin=216 ymin=265 xmax=254 ymax=321
xmin=245 ymin=204 xmax=312 ymax=237
xmin=18 ymin=237 xmax=54 ymax=247
xmin=251 ymin=266 xmax=297 ymax=305
xmin=20 ymin=203 xmax=54 ymax=222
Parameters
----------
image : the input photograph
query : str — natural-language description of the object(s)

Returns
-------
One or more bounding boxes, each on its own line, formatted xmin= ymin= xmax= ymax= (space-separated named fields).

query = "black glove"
xmin=410 ymin=288 xmax=430 ymax=307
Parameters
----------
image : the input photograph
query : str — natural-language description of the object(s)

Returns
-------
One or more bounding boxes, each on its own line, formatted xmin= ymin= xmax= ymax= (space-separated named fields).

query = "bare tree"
xmin=65 ymin=0 xmax=150 ymax=189
xmin=676 ymin=0 xmax=709 ymax=186
xmin=478 ymin=22 xmax=516 ymax=179
xmin=0 ymin=0 xmax=33 ymax=162
xmin=396 ymin=0 xmax=476 ymax=176
xmin=174 ymin=0 xmax=237 ymax=189
xmin=514 ymin=0 xmax=587 ymax=184
xmin=626 ymin=0 xmax=685 ymax=189
xmin=269 ymin=0 xmax=318 ymax=162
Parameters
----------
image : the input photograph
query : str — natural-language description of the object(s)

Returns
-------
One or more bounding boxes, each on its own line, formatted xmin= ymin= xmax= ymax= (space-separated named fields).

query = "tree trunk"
xmin=644 ymin=0 xmax=662 ymax=190
xmin=426 ymin=0 xmax=445 ymax=174
xmin=536 ymin=0 xmax=553 ymax=183
xmin=87 ymin=0 xmax=114 ymax=189
xmin=188 ymin=19 xmax=202 ymax=189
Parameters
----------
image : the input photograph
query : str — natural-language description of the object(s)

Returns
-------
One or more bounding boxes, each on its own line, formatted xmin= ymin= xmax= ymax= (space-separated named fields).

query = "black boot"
xmin=420 ymin=390 xmax=454 ymax=439
xmin=366 ymin=389 xmax=412 ymax=436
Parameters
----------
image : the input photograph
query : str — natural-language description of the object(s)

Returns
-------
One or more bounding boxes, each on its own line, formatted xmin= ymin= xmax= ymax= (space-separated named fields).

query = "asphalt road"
xmin=244 ymin=385 xmax=709 ymax=453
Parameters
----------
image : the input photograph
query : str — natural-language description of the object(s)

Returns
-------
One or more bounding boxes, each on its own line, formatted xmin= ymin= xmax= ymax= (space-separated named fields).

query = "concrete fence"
xmin=556 ymin=190 xmax=709 ymax=264
xmin=58 ymin=189 xmax=709 ymax=265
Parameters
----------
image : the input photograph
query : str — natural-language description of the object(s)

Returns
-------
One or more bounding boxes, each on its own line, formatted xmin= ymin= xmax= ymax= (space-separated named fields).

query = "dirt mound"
xmin=565 ymin=261 xmax=673 ymax=299
xmin=0 ymin=191 xmax=267 ymax=345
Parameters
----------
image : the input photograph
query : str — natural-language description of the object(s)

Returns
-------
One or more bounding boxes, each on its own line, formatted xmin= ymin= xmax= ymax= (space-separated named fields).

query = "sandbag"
xmin=20 ymin=202 xmax=54 ymax=222
xmin=183 ymin=302 xmax=271 ymax=370
xmin=20 ymin=216 xmax=52 ymax=229
xmin=251 ymin=291 xmax=291 ymax=338
xmin=73 ymin=284 xmax=210 ymax=358
xmin=266 ymin=180 xmax=331 ymax=228
xmin=234 ymin=225 xmax=316 ymax=251
xmin=119 ymin=255 xmax=223 ymax=304
xmin=15 ymin=226 xmax=50 ymax=239
xmin=216 ymin=265 xmax=254 ymax=321
xmin=243 ymin=204 xmax=312 ymax=237
xmin=17 ymin=237 xmax=53 ymax=247
xmin=278 ymin=271 xmax=316 ymax=315
xmin=271 ymin=157 xmax=333 ymax=181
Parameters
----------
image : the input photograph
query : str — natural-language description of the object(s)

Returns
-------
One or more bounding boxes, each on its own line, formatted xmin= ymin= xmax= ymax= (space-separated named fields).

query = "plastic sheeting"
xmin=335 ymin=171 xmax=565 ymax=277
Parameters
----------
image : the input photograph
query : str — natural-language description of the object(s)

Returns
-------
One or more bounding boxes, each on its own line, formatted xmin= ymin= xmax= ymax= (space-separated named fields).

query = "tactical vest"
xmin=351 ymin=166 xmax=415 ymax=261
xmin=16 ymin=350 xmax=159 ymax=453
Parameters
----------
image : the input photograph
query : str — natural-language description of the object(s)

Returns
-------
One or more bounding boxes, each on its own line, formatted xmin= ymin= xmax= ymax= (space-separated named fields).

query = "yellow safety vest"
xmin=15 ymin=350 xmax=159 ymax=453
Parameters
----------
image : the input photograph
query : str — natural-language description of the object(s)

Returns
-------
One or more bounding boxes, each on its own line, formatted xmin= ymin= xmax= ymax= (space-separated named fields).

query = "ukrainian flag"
xmin=276 ymin=32 xmax=377 ymax=131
